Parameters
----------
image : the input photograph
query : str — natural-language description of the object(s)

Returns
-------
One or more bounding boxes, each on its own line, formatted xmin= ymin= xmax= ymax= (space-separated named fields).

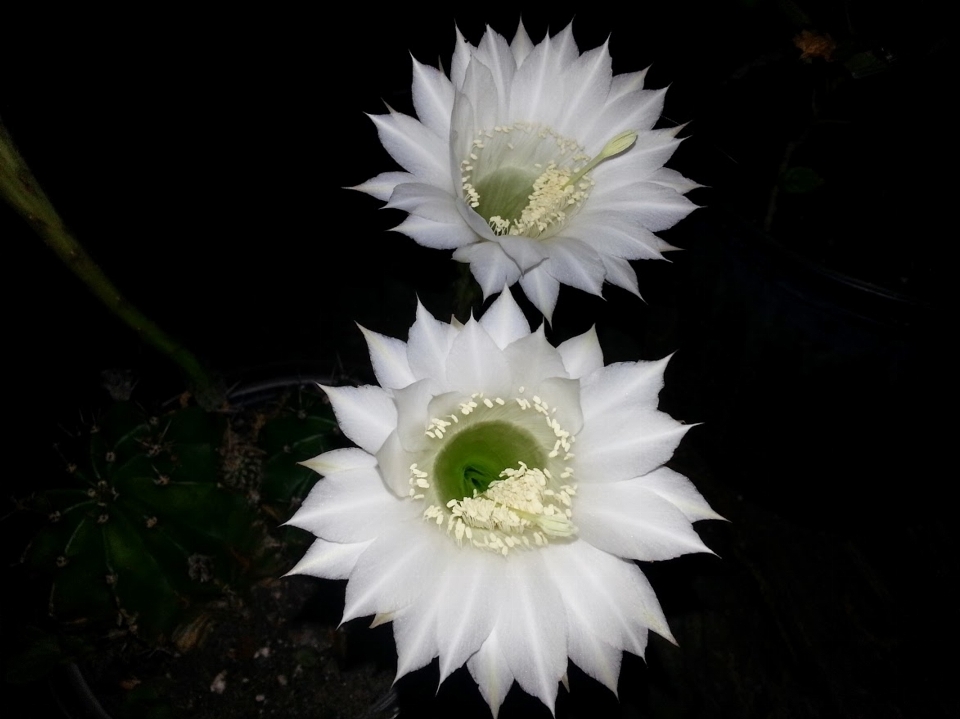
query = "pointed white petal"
xmin=498 ymin=552 xmax=566 ymax=713
xmin=508 ymin=30 xmax=555 ymax=122
xmin=510 ymin=21 xmax=534 ymax=66
xmin=568 ymin=213 xmax=667 ymax=261
xmin=299 ymin=447 xmax=377 ymax=476
xmin=436 ymin=549 xmax=501 ymax=682
xmin=321 ymin=384 xmax=397 ymax=455
xmin=467 ymin=629 xmax=514 ymax=719
xmin=557 ymin=326 xmax=604 ymax=380
xmin=390 ymin=378 xmax=439 ymax=450
xmin=577 ymin=481 xmax=713 ymax=561
xmin=475 ymin=27 xmax=516 ymax=113
xmin=411 ymin=57 xmax=455 ymax=139
xmin=479 ymin=287 xmax=530 ymax=349
xmin=350 ymin=171 xmax=415 ymax=201
xmin=368 ymin=111 xmax=451 ymax=189
xmin=599 ymin=256 xmax=640 ymax=297
xmin=590 ymin=87 xmax=667 ymax=144
xmin=343 ymin=522 xmax=444 ymax=621
xmin=599 ymin=182 xmax=698 ymax=233
xmin=503 ymin=327 xmax=569 ymax=391
xmin=537 ymin=377 xmax=583 ymax=435
xmin=450 ymin=26 xmax=473 ymax=88
xmin=393 ymin=597 xmax=440 ymax=678
xmin=557 ymin=41 xmax=613 ymax=139
xmin=393 ymin=214 xmax=478 ymax=250
xmin=444 ymin=318 xmax=512 ymax=394
xmin=580 ymin=356 xmax=671 ymax=418
xmin=608 ymin=68 xmax=649 ymax=100
xmin=359 ymin=326 xmax=415 ymax=390
xmin=647 ymin=167 xmax=703 ymax=195
xmin=575 ymin=411 xmax=690 ymax=483
xmin=637 ymin=466 xmax=724 ymax=522
xmin=375 ymin=430 xmax=418 ymax=497
xmin=518 ymin=265 xmax=560 ymax=324
xmin=452 ymin=241 xmax=522 ymax=300
xmin=284 ymin=537 xmax=372 ymax=580
xmin=407 ymin=299 xmax=456 ymax=382
xmin=544 ymin=237 xmax=606 ymax=296
xmin=495 ymin=234 xmax=551 ymax=273
xmin=385 ymin=182 xmax=463 ymax=225
xmin=287 ymin=466 xmax=415 ymax=543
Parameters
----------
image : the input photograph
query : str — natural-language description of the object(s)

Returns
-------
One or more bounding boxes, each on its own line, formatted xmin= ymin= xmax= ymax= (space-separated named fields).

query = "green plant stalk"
xmin=0 ymin=117 xmax=217 ymax=398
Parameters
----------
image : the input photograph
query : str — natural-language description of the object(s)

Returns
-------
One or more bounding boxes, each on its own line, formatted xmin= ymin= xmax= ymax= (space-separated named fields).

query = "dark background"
xmin=2 ymin=1 xmax=950 ymax=717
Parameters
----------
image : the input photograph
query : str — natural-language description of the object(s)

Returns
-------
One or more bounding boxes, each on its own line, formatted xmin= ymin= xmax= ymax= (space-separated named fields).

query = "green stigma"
xmin=432 ymin=420 xmax=546 ymax=504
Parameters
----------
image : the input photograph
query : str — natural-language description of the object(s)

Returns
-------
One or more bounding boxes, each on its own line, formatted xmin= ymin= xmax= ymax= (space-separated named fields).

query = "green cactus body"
xmin=24 ymin=403 xmax=262 ymax=642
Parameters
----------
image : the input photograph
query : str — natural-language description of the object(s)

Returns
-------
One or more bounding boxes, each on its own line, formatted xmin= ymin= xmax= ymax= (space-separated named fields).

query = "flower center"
xmin=408 ymin=389 xmax=578 ymax=555
xmin=461 ymin=125 xmax=637 ymax=240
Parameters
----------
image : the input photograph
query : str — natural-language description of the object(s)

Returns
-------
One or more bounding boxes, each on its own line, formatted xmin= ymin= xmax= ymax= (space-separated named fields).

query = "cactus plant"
xmin=22 ymin=401 xmax=266 ymax=643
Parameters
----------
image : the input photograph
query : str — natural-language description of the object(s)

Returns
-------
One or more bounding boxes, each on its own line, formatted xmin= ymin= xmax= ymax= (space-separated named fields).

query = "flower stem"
xmin=0 ymin=117 xmax=221 ymax=403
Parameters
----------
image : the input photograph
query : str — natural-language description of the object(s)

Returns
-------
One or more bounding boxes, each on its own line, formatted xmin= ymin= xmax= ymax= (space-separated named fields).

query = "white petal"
xmin=351 ymin=171 xmax=415 ymax=201
xmin=599 ymin=182 xmax=698 ymax=233
xmin=608 ymin=68 xmax=648 ymax=100
xmin=285 ymin=537 xmax=372 ymax=580
xmin=452 ymin=241 xmax=522 ymax=300
xmin=543 ymin=237 xmax=606 ymax=296
xmin=479 ymin=287 xmax=530 ymax=349
xmin=557 ymin=326 xmax=604 ymax=380
xmin=298 ymin=447 xmax=376 ymax=476
xmin=507 ymin=29 xmax=556 ymax=123
xmin=637 ymin=466 xmax=724 ymax=522
xmin=390 ymin=378 xmax=439 ymax=450
xmin=287 ymin=466 xmax=414 ymax=543
xmin=592 ymin=130 xmax=683 ymax=191
xmin=393 ymin=214 xmax=478 ymax=250
xmin=375 ymin=430 xmax=419 ymax=497
xmin=467 ymin=629 xmax=514 ymax=719
xmin=568 ymin=213 xmax=667 ymax=261
xmin=577 ymin=481 xmax=713 ymax=561
xmin=575 ymin=410 xmax=690 ymax=483
xmin=647 ymin=167 xmax=703 ymax=195
xmin=557 ymin=41 xmax=613 ymax=140
xmin=510 ymin=21 xmax=534 ymax=66
xmin=518 ymin=264 xmax=560 ymax=324
xmin=537 ymin=377 xmax=584 ymax=436
xmin=359 ymin=326 xmax=415 ymax=390
xmin=411 ymin=57 xmax=455 ymax=139
xmin=368 ymin=110 xmax=451 ymax=189
xmin=393 ymin=597 xmax=441 ymax=678
xmin=459 ymin=57 xmax=501 ymax=132
xmin=498 ymin=552 xmax=566 ymax=712
xmin=386 ymin=182 xmax=463 ymax=225
xmin=343 ymin=522 xmax=443 ymax=621
xmin=407 ymin=299 xmax=456 ymax=382
xmin=590 ymin=87 xmax=667 ymax=144
xmin=600 ymin=255 xmax=641 ymax=296
xmin=450 ymin=26 xmax=472 ymax=89
xmin=321 ymin=384 xmax=397 ymax=455
xmin=545 ymin=541 xmax=673 ymax=651
xmin=475 ymin=27 xmax=516 ymax=113
xmin=495 ymin=234 xmax=551 ymax=273
xmin=503 ymin=327 xmax=570 ymax=391
xmin=444 ymin=318 xmax=512 ymax=395
xmin=579 ymin=356 xmax=671 ymax=418
xmin=436 ymin=549 xmax=501 ymax=682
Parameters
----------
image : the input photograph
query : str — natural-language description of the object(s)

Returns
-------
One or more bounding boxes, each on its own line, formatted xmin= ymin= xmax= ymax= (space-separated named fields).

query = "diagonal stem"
xmin=0 ymin=117 xmax=220 ymax=402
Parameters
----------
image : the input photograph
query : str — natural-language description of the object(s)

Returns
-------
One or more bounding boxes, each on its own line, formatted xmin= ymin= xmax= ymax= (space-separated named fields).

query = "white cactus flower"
xmin=286 ymin=289 xmax=721 ymax=716
xmin=355 ymin=23 xmax=699 ymax=322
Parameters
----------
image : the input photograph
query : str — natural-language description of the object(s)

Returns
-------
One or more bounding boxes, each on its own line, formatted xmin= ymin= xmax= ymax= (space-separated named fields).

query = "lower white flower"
xmin=287 ymin=289 xmax=721 ymax=715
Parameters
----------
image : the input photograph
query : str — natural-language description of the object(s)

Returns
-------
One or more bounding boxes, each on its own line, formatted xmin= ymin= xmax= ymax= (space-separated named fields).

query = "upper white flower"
xmin=287 ymin=289 xmax=721 ymax=716
xmin=356 ymin=23 xmax=699 ymax=322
